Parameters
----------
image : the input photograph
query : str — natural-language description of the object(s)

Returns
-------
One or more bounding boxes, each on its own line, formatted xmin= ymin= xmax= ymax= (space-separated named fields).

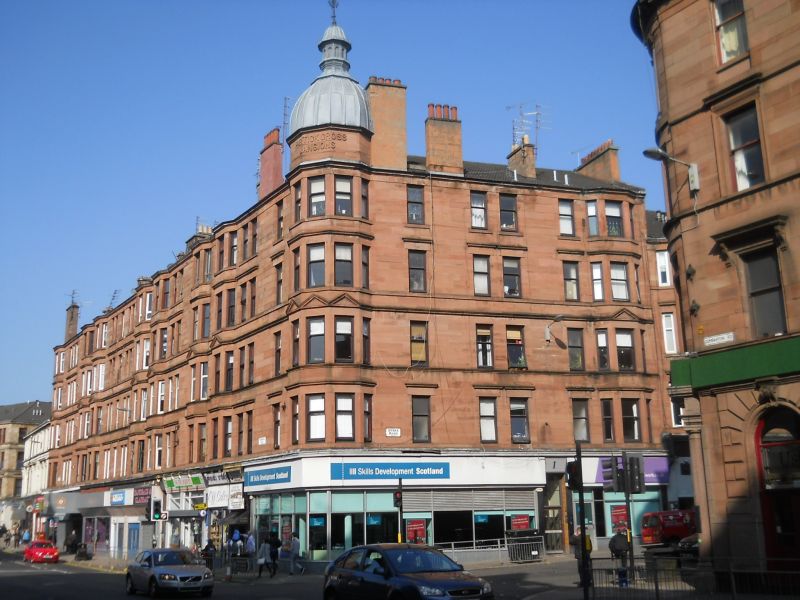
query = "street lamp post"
xmin=643 ymin=147 xmax=700 ymax=193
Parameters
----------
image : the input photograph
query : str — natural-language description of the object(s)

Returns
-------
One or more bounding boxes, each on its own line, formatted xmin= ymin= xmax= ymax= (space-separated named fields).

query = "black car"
xmin=323 ymin=543 xmax=494 ymax=600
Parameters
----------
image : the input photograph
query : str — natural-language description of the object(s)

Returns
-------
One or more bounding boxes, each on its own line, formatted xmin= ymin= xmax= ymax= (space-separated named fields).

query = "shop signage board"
xmin=206 ymin=485 xmax=230 ymax=508
xmin=610 ymin=505 xmax=630 ymax=530
xmin=133 ymin=487 xmax=151 ymax=505
xmin=204 ymin=471 xmax=229 ymax=486
xmin=331 ymin=462 xmax=450 ymax=480
xmin=164 ymin=473 xmax=205 ymax=491
xmin=228 ymin=484 xmax=244 ymax=510
xmin=110 ymin=491 xmax=126 ymax=506
xmin=406 ymin=519 xmax=426 ymax=543
xmin=244 ymin=466 xmax=292 ymax=489
xmin=510 ymin=515 xmax=529 ymax=530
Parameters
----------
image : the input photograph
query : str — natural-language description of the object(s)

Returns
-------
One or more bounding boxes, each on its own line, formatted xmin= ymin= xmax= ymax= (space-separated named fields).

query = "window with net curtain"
xmin=471 ymin=191 xmax=487 ymax=228
xmin=715 ymin=0 xmax=748 ymax=63
xmin=572 ymin=399 xmax=589 ymax=442
xmin=473 ymin=255 xmax=490 ymax=296
xmin=479 ymin=398 xmax=497 ymax=442
xmin=726 ymin=105 xmax=764 ymax=192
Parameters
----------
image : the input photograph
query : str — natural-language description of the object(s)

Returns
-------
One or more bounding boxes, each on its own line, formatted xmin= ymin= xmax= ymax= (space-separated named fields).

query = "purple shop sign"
xmin=592 ymin=456 xmax=669 ymax=485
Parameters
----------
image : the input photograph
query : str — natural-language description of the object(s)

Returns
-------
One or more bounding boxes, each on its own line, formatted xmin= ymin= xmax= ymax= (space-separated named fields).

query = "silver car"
xmin=126 ymin=548 xmax=213 ymax=597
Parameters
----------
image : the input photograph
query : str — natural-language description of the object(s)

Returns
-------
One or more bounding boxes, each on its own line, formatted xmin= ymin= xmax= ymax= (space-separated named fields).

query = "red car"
xmin=24 ymin=541 xmax=60 ymax=563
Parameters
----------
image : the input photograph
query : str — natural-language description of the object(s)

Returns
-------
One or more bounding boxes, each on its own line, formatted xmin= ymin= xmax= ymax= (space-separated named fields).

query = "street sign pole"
xmin=576 ymin=441 xmax=590 ymax=600
xmin=623 ymin=451 xmax=635 ymax=578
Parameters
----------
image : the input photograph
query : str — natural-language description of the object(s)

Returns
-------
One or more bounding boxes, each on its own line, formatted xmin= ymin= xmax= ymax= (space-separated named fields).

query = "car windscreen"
xmin=385 ymin=548 xmax=460 ymax=574
xmin=32 ymin=542 xmax=54 ymax=549
xmin=154 ymin=551 xmax=194 ymax=566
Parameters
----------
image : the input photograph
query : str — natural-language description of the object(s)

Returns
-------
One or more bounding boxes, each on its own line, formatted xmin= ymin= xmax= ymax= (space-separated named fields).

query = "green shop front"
xmin=244 ymin=453 xmax=546 ymax=562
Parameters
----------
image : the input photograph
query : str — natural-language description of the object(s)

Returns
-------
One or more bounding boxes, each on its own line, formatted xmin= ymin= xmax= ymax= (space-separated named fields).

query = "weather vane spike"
xmin=329 ymin=0 xmax=338 ymax=24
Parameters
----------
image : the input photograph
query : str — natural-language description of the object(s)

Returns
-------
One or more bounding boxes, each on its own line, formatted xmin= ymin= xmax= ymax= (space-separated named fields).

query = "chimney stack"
xmin=507 ymin=134 xmax=536 ymax=179
xmin=257 ymin=127 xmax=284 ymax=198
xmin=425 ymin=103 xmax=463 ymax=175
xmin=65 ymin=302 xmax=79 ymax=342
xmin=366 ymin=76 xmax=408 ymax=170
xmin=576 ymin=139 xmax=620 ymax=182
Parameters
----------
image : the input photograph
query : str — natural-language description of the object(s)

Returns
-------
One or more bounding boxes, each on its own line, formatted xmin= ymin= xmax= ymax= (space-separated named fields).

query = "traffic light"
xmin=144 ymin=498 xmax=151 ymax=521
xmin=393 ymin=490 xmax=403 ymax=508
xmin=601 ymin=457 xmax=622 ymax=492
xmin=152 ymin=499 xmax=163 ymax=521
xmin=565 ymin=460 xmax=582 ymax=490
xmin=627 ymin=455 xmax=645 ymax=494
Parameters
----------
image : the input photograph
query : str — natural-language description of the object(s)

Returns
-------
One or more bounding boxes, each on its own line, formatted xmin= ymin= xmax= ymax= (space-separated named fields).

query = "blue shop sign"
xmin=110 ymin=491 xmax=126 ymax=506
xmin=367 ymin=515 xmax=382 ymax=526
xmin=244 ymin=466 xmax=292 ymax=489
xmin=331 ymin=462 xmax=451 ymax=480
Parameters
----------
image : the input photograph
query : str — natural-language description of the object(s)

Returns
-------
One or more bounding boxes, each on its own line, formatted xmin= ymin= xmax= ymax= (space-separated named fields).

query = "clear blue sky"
xmin=0 ymin=0 xmax=663 ymax=406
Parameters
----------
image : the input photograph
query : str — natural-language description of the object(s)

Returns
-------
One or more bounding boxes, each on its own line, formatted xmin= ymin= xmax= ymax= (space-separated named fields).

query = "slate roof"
xmin=646 ymin=209 xmax=668 ymax=241
xmin=0 ymin=401 xmax=51 ymax=425
xmin=407 ymin=156 xmax=645 ymax=194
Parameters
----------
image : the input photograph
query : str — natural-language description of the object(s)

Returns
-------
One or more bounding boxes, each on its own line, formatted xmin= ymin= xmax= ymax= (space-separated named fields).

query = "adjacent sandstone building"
xmin=633 ymin=0 xmax=800 ymax=564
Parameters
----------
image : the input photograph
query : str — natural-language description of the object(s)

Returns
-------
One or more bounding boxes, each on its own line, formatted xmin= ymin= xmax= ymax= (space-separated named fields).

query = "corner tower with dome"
xmin=47 ymin=4 xmax=680 ymax=562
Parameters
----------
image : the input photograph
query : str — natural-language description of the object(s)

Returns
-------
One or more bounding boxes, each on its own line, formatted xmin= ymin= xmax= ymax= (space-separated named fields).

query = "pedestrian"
xmin=609 ymin=528 xmax=631 ymax=561
xmin=268 ymin=532 xmax=281 ymax=577
xmin=245 ymin=533 xmax=256 ymax=571
xmin=289 ymin=531 xmax=305 ymax=575
xmin=570 ymin=526 xmax=592 ymax=588
xmin=22 ymin=528 xmax=31 ymax=546
xmin=257 ymin=538 xmax=270 ymax=578
xmin=65 ymin=529 xmax=77 ymax=553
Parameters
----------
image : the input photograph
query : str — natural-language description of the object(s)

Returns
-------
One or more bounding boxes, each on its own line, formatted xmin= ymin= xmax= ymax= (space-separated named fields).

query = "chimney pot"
xmin=451 ymin=106 xmax=458 ymax=121
xmin=428 ymin=104 xmax=435 ymax=118
xmin=443 ymin=104 xmax=450 ymax=120
xmin=369 ymin=75 xmax=376 ymax=83
xmin=393 ymin=79 xmax=401 ymax=85
xmin=435 ymin=104 xmax=443 ymax=119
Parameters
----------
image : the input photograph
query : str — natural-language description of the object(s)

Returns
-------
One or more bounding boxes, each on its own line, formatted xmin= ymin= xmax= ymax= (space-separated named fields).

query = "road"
xmin=0 ymin=549 xmax=585 ymax=600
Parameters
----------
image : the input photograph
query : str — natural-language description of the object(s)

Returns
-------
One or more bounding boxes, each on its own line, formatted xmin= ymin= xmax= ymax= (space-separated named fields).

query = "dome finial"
xmin=329 ymin=0 xmax=338 ymax=25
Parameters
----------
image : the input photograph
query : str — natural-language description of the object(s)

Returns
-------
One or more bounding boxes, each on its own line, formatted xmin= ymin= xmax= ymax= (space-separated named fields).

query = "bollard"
xmin=225 ymin=564 xmax=231 ymax=582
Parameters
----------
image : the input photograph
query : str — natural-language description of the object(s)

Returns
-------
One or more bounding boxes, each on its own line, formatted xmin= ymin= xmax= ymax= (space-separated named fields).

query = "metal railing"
xmin=435 ymin=535 xmax=545 ymax=565
xmin=590 ymin=556 xmax=800 ymax=599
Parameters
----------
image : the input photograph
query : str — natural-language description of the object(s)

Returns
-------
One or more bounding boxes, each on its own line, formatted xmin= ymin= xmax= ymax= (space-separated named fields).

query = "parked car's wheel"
xmin=125 ymin=575 xmax=136 ymax=595
xmin=148 ymin=578 xmax=159 ymax=598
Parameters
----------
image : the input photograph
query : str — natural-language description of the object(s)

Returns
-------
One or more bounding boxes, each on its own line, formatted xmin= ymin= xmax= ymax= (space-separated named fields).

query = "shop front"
xmin=571 ymin=455 xmax=670 ymax=547
xmin=103 ymin=487 xmax=151 ymax=559
xmin=163 ymin=473 xmax=206 ymax=551
xmin=244 ymin=453 xmax=546 ymax=563
xmin=51 ymin=490 xmax=82 ymax=550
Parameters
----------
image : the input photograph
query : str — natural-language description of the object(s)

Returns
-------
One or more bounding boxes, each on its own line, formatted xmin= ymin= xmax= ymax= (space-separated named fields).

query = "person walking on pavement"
xmin=289 ymin=531 xmax=305 ymax=575
xmin=570 ymin=526 xmax=592 ymax=588
xmin=257 ymin=538 xmax=270 ymax=578
xmin=268 ymin=532 xmax=280 ymax=577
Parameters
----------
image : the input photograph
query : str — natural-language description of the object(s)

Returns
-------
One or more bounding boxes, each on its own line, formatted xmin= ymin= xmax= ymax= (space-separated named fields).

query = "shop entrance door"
xmin=116 ymin=523 xmax=124 ymax=558
xmin=543 ymin=474 xmax=564 ymax=552
xmin=128 ymin=523 xmax=140 ymax=556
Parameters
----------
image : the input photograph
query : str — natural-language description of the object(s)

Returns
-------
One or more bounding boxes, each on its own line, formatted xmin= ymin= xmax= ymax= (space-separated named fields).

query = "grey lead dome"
xmin=288 ymin=22 xmax=373 ymax=137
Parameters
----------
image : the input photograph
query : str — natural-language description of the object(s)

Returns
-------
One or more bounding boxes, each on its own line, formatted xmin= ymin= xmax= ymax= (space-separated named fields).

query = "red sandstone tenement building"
xmin=633 ymin=0 xmax=800 ymax=565
xmin=46 ymin=15 xmax=683 ymax=559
